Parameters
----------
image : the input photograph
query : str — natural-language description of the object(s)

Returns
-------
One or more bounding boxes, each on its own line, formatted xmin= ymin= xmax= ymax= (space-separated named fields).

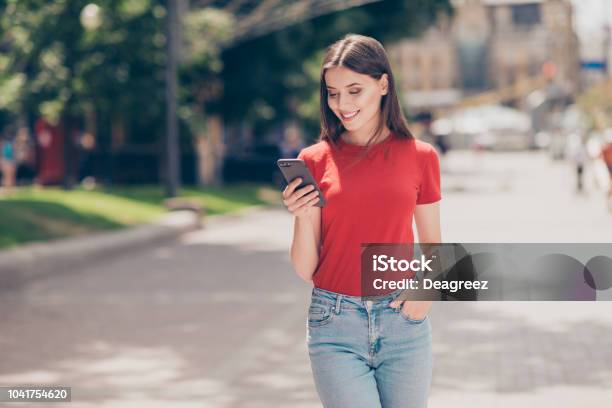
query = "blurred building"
xmin=388 ymin=0 xmax=580 ymax=114
xmin=577 ymin=10 xmax=611 ymax=89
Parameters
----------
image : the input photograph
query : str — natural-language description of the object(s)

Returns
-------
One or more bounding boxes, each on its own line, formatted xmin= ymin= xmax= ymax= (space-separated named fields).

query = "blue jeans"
xmin=307 ymin=287 xmax=433 ymax=408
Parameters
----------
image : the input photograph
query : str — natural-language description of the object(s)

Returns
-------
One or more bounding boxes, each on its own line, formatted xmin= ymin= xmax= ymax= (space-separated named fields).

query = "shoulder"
xmin=395 ymin=137 xmax=438 ymax=161
xmin=297 ymin=140 xmax=331 ymax=180
xmin=413 ymin=138 xmax=439 ymax=165
xmin=412 ymin=138 xmax=437 ymax=155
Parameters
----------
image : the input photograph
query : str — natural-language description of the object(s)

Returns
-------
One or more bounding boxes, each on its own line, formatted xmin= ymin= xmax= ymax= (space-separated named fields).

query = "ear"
xmin=380 ymin=73 xmax=389 ymax=95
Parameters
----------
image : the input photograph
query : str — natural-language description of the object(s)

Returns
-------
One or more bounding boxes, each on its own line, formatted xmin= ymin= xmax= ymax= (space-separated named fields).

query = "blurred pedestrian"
xmin=434 ymin=133 xmax=449 ymax=157
xmin=1 ymin=132 xmax=17 ymax=192
xmin=14 ymin=125 xmax=36 ymax=183
xmin=280 ymin=124 xmax=305 ymax=159
xmin=77 ymin=131 xmax=96 ymax=184
xmin=566 ymin=133 xmax=588 ymax=194
xmin=599 ymin=130 xmax=612 ymax=211
xmin=418 ymin=112 xmax=436 ymax=146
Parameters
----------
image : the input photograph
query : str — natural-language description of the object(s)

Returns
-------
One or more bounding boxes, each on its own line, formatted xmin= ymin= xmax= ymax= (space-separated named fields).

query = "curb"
xmin=0 ymin=210 xmax=201 ymax=290
xmin=202 ymin=204 xmax=278 ymax=228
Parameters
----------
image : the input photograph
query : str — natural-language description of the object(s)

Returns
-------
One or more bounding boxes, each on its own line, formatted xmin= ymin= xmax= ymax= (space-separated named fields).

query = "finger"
xmin=287 ymin=185 xmax=315 ymax=206
xmin=390 ymin=300 xmax=402 ymax=308
xmin=296 ymin=185 xmax=316 ymax=200
xmin=284 ymin=177 xmax=303 ymax=197
xmin=304 ymin=194 xmax=321 ymax=207
xmin=297 ymin=190 xmax=319 ymax=207
xmin=289 ymin=191 xmax=319 ymax=212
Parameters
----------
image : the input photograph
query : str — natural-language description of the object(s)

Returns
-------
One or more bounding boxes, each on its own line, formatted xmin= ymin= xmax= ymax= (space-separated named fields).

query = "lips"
xmin=340 ymin=110 xmax=360 ymax=121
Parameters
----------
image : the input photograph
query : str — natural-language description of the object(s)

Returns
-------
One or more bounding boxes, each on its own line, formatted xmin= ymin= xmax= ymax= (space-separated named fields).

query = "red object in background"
xmin=542 ymin=61 xmax=557 ymax=80
xmin=35 ymin=118 xmax=64 ymax=184
xmin=602 ymin=142 xmax=612 ymax=166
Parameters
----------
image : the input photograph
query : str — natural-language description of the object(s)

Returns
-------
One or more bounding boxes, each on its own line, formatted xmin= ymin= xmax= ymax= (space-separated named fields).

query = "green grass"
xmin=0 ymin=183 xmax=280 ymax=249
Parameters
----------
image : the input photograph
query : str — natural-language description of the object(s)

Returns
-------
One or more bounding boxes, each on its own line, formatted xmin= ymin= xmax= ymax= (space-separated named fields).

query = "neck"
xmin=343 ymin=124 xmax=391 ymax=146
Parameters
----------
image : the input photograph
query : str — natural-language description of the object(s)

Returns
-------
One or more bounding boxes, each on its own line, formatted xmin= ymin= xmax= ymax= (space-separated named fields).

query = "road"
xmin=0 ymin=150 xmax=611 ymax=407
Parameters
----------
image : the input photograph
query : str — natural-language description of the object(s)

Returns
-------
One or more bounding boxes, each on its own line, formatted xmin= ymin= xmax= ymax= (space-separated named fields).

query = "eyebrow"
xmin=326 ymin=82 xmax=362 ymax=89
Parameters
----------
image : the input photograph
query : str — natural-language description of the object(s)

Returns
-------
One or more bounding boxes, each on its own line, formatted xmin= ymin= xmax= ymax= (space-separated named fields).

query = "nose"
xmin=335 ymin=95 xmax=355 ymax=112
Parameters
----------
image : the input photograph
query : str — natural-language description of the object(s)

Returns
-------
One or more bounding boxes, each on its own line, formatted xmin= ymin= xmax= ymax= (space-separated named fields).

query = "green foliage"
xmin=577 ymin=80 xmax=612 ymax=131
xmin=0 ymin=0 xmax=451 ymax=148
xmin=0 ymin=183 xmax=274 ymax=248
xmin=220 ymin=0 xmax=452 ymax=142
xmin=0 ymin=0 xmax=167 ymax=140
xmin=179 ymin=7 xmax=233 ymax=139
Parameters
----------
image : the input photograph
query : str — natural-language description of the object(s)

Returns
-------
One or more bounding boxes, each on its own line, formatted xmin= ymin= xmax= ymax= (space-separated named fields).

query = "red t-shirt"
xmin=297 ymin=132 xmax=442 ymax=296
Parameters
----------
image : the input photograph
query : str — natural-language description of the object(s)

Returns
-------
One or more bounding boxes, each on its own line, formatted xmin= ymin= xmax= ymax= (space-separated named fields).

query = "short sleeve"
xmin=416 ymin=147 xmax=441 ymax=205
xmin=297 ymin=148 xmax=317 ymax=182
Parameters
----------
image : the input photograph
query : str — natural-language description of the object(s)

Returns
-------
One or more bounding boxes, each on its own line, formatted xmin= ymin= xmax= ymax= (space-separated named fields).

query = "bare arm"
xmin=282 ymin=178 xmax=322 ymax=283
xmin=390 ymin=201 xmax=441 ymax=315
xmin=290 ymin=207 xmax=321 ymax=282
xmin=414 ymin=201 xmax=441 ymax=244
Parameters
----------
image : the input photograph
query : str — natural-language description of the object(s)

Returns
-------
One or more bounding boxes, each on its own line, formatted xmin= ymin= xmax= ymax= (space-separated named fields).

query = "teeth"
xmin=342 ymin=110 xmax=359 ymax=119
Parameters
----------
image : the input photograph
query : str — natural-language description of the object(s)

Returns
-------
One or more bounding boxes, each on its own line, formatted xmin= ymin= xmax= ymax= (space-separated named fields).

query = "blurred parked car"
xmin=433 ymin=104 xmax=533 ymax=151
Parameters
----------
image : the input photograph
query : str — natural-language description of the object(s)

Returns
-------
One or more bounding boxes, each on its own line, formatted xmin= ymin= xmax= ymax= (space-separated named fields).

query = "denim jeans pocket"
xmin=308 ymin=300 xmax=334 ymax=327
xmin=399 ymin=308 xmax=428 ymax=324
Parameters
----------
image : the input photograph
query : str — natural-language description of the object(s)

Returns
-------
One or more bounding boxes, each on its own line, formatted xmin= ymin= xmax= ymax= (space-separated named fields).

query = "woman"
xmin=282 ymin=34 xmax=441 ymax=408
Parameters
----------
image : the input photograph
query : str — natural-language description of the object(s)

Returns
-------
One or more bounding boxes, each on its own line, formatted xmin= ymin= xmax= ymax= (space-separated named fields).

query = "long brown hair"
xmin=317 ymin=33 xmax=414 ymax=163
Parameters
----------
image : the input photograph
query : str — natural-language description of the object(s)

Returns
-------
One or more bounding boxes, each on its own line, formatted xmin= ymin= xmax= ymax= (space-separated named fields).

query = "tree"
xmin=0 ymin=0 xmax=167 ymax=187
xmin=219 ymin=0 xmax=452 ymax=142
xmin=577 ymin=79 xmax=612 ymax=131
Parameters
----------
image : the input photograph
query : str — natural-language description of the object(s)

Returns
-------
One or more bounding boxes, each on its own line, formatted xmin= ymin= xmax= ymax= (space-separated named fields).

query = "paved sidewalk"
xmin=0 ymin=210 xmax=201 ymax=290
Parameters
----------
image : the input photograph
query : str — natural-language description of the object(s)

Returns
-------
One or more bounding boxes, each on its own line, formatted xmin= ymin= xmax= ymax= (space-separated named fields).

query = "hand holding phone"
xmin=277 ymin=159 xmax=326 ymax=215
xmin=281 ymin=178 xmax=321 ymax=218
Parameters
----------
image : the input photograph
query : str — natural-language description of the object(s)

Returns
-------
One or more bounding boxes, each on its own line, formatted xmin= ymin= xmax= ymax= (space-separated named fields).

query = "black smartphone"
xmin=276 ymin=159 xmax=326 ymax=207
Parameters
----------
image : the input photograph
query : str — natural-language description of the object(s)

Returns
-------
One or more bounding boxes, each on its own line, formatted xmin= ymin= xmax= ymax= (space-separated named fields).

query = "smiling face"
xmin=324 ymin=66 xmax=388 ymax=136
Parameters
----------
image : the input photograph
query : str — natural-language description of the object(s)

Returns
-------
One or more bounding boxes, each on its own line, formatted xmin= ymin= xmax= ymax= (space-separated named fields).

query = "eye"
xmin=328 ymin=90 xmax=360 ymax=98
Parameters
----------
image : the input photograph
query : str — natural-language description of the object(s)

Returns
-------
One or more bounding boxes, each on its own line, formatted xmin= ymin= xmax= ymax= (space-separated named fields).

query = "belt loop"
xmin=334 ymin=294 xmax=342 ymax=314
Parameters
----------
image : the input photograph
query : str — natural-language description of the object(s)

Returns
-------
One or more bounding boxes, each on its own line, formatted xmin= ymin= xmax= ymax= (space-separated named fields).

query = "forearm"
xmin=290 ymin=214 xmax=320 ymax=282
